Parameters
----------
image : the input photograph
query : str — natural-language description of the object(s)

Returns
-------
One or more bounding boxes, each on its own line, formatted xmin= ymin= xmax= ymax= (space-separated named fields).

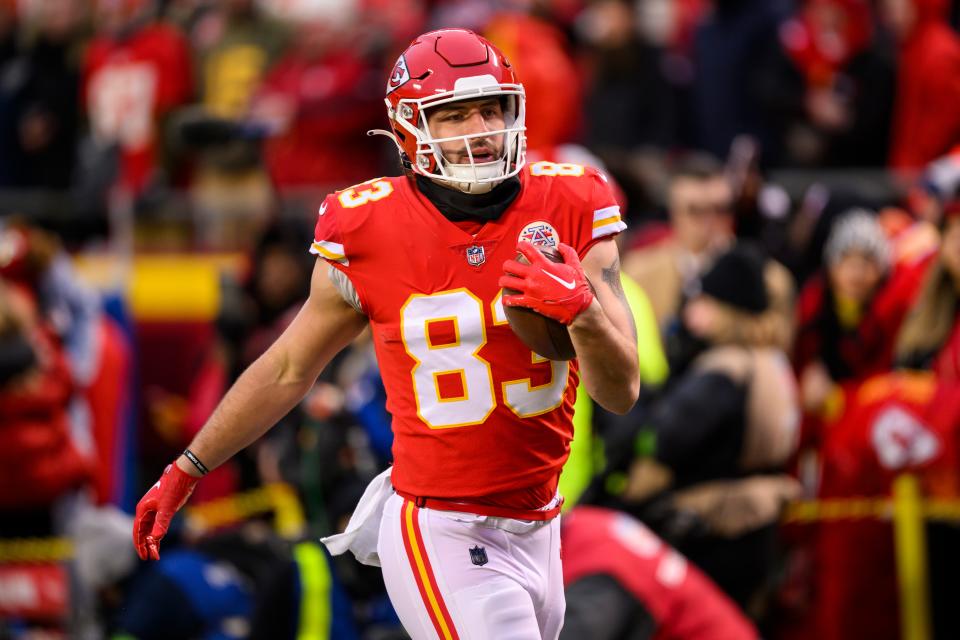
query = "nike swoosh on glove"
xmin=499 ymin=241 xmax=595 ymax=325
xmin=132 ymin=463 xmax=199 ymax=560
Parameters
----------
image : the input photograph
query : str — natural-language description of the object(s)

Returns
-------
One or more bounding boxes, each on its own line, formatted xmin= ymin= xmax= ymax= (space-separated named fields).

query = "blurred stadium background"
xmin=2 ymin=0 xmax=960 ymax=638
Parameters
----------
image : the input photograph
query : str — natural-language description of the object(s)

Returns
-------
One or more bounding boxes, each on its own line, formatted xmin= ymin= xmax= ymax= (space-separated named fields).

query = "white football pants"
xmin=377 ymin=493 xmax=565 ymax=640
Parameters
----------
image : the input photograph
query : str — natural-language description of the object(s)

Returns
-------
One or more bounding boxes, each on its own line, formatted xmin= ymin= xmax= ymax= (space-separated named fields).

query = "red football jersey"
xmin=807 ymin=372 xmax=960 ymax=640
xmin=82 ymin=23 xmax=193 ymax=192
xmin=311 ymin=162 xmax=625 ymax=509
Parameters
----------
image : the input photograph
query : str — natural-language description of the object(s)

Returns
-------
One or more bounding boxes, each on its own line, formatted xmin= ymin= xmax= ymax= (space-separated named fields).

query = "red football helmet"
xmin=373 ymin=29 xmax=527 ymax=193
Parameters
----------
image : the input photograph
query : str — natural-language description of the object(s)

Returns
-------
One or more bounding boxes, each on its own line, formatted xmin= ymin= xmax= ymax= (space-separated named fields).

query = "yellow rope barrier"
xmin=267 ymin=483 xmax=308 ymax=540
xmin=783 ymin=497 xmax=891 ymax=522
xmin=185 ymin=482 xmax=305 ymax=536
xmin=0 ymin=482 xmax=305 ymax=563
xmin=0 ymin=537 xmax=73 ymax=563
xmin=185 ymin=485 xmax=278 ymax=530
xmin=783 ymin=496 xmax=960 ymax=523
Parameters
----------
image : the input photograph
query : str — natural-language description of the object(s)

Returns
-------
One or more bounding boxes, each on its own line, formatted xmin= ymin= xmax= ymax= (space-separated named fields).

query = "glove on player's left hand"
xmin=500 ymin=241 xmax=594 ymax=325
xmin=132 ymin=463 xmax=198 ymax=561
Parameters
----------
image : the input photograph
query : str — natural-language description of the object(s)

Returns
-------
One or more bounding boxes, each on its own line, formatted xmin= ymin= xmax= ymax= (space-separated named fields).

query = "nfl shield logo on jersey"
xmin=469 ymin=545 xmax=488 ymax=566
xmin=466 ymin=245 xmax=486 ymax=267
xmin=519 ymin=221 xmax=559 ymax=248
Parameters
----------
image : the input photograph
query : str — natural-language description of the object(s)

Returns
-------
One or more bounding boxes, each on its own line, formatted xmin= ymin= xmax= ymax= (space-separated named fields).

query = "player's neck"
xmin=414 ymin=174 xmax=521 ymax=223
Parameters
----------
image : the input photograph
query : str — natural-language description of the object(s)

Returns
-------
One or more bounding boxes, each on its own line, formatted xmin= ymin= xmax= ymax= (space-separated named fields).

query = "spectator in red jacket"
xmin=250 ymin=17 xmax=383 ymax=190
xmin=881 ymin=0 xmax=960 ymax=171
xmin=82 ymin=0 xmax=194 ymax=194
xmin=0 ymin=281 xmax=90 ymax=535
xmin=794 ymin=210 xmax=926 ymax=417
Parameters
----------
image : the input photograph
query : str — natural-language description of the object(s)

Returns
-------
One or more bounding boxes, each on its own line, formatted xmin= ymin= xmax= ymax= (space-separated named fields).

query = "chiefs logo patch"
xmin=519 ymin=221 xmax=559 ymax=248
xmin=386 ymin=55 xmax=411 ymax=94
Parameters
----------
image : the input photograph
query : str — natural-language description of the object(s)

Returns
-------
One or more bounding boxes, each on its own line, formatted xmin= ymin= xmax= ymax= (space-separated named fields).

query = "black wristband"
xmin=183 ymin=449 xmax=210 ymax=476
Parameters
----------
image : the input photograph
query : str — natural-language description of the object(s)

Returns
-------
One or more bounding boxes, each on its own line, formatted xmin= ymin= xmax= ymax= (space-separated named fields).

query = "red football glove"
xmin=499 ymin=241 xmax=595 ymax=325
xmin=132 ymin=463 xmax=199 ymax=560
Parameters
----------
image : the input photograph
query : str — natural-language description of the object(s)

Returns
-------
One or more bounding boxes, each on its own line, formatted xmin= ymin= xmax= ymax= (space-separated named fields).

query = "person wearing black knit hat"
xmin=698 ymin=244 xmax=770 ymax=315
xmin=665 ymin=243 xmax=775 ymax=377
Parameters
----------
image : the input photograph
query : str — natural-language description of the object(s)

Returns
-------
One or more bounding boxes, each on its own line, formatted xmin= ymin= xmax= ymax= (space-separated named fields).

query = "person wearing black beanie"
xmin=665 ymin=243 xmax=773 ymax=376
xmin=699 ymin=244 xmax=770 ymax=315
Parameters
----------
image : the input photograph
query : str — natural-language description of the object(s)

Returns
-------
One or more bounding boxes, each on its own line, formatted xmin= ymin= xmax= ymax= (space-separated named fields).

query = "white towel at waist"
xmin=320 ymin=467 xmax=393 ymax=567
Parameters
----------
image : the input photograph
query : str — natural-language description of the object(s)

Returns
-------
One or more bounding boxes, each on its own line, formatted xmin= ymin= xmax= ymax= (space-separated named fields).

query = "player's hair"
xmin=670 ymin=152 xmax=724 ymax=182
xmin=0 ymin=280 xmax=23 ymax=338
xmin=895 ymin=259 xmax=958 ymax=365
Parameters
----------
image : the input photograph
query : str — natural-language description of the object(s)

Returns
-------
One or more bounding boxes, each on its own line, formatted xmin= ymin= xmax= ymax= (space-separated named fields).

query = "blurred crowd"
xmin=4 ymin=0 xmax=960 ymax=638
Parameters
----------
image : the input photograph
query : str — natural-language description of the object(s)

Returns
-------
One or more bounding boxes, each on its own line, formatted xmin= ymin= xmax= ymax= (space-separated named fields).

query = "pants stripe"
xmin=400 ymin=500 xmax=460 ymax=640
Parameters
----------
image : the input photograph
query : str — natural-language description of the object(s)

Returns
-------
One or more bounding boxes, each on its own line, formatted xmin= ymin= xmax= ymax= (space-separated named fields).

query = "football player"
xmin=132 ymin=29 xmax=639 ymax=639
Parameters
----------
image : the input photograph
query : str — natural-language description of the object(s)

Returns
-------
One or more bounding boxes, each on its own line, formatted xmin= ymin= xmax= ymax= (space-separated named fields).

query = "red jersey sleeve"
xmin=577 ymin=167 xmax=626 ymax=257
xmin=525 ymin=162 xmax=626 ymax=257
xmin=309 ymin=191 xmax=373 ymax=312
xmin=310 ymin=194 xmax=348 ymax=266
xmin=309 ymin=178 xmax=406 ymax=316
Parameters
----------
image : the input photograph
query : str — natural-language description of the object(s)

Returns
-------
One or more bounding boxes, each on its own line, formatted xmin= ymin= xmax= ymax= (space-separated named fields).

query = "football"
xmin=503 ymin=245 xmax=577 ymax=361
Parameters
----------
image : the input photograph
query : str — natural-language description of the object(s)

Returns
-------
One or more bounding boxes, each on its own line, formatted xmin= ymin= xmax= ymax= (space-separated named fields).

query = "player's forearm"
xmin=175 ymin=345 xmax=316 ymax=475
xmin=569 ymin=300 xmax=640 ymax=414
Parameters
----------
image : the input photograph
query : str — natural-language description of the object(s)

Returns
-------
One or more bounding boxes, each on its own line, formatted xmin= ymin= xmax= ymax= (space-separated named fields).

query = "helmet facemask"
xmin=388 ymin=78 xmax=527 ymax=194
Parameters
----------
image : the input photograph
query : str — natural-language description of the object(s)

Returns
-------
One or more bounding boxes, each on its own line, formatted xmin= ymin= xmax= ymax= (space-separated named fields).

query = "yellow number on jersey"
xmin=529 ymin=161 xmax=585 ymax=177
xmin=338 ymin=179 xmax=394 ymax=209
xmin=397 ymin=289 xmax=571 ymax=430
xmin=401 ymin=289 xmax=496 ymax=429
xmin=491 ymin=291 xmax=569 ymax=418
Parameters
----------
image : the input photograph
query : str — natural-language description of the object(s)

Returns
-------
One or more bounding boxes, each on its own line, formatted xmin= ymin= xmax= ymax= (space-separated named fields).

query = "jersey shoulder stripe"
xmin=592 ymin=205 xmax=626 ymax=239
xmin=310 ymin=240 xmax=348 ymax=265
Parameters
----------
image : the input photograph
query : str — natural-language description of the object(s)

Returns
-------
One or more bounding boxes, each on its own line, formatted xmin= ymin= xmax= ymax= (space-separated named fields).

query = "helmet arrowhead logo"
xmin=387 ymin=55 xmax=410 ymax=94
